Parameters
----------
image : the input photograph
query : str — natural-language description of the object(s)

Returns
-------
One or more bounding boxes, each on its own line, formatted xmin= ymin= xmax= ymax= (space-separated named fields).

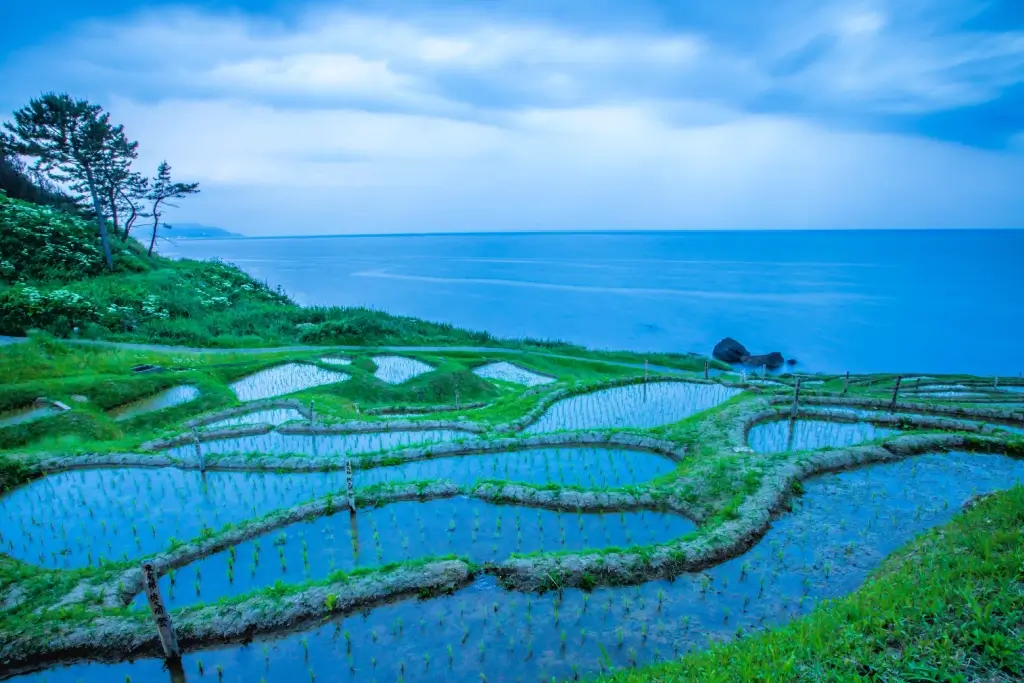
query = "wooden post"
xmin=142 ymin=561 xmax=180 ymax=660
xmin=345 ymin=459 xmax=356 ymax=513
xmin=994 ymin=376 xmax=999 ymax=388
xmin=842 ymin=371 xmax=849 ymax=395
xmin=704 ymin=360 xmax=708 ymax=380
xmin=354 ymin=402 xmax=360 ymax=416
xmin=790 ymin=378 xmax=802 ymax=418
xmin=889 ymin=376 xmax=902 ymax=412
xmin=350 ymin=508 xmax=360 ymax=558
xmin=455 ymin=388 xmax=460 ymax=411
xmin=192 ymin=427 xmax=204 ymax=472
xmin=310 ymin=400 xmax=316 ymax=429
xmin=761 ymin=364 xmax=766 ymax=379
xmin=644 ymin=360 xmax=649 ymax=383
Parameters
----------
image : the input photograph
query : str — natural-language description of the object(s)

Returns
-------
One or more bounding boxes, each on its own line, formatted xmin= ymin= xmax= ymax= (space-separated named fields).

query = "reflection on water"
xmin=108 ymin=386 xmax=200 ymax=421
xmin=230 ymin=364 xmax=349 ymax=401
xmin=526 ymin=382 xmax=740 ymax=433
xmin=20 ymin=451 xmax=1024 ymax=682
xmin=747 ymin=418 xmax=899 ymax=453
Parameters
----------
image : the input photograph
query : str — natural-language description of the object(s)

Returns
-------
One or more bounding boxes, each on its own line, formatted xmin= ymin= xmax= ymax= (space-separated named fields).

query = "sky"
xmin=2 ymin=0 xmax=1023 ymax=235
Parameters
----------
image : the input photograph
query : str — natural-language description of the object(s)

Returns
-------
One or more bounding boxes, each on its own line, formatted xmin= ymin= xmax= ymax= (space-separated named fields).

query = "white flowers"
xmin=141 ymin=295 xmax=170 ymax=319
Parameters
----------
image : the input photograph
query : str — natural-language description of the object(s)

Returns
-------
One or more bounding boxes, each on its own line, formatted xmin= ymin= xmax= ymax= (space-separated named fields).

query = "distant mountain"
xmin=163 ymin=223 xmax=244 ymax=239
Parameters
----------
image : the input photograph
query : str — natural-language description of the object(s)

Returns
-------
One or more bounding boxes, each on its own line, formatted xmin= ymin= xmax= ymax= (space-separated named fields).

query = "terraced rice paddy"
xmin=526 ymin=381 xmax=740 ymax=433
xmin=472 ymin=361 xmax=555 ymax=386
xmin=17 ymin=451 xmax=1024 ymax=683
xmin=136 ymin=498 xmax=693 ymax=610
xmin=5 ymin=345 xmax=1024 ymax=683
xmin=0 ymin=404 xmax=60 ymax=427
xmin=357 ymin=446 xmax=677 ymax=489
xmin=108 ymin=385 xmax=200 ymax=421
xmin=203 ymin=408 xmax=307 ymax=430
xmin=319 ymin=357 xmax=352 ymax=366
xmin=230 ymin=364 xmax=350 ymax=401
xmin=372 ymin=356 xmax=434 ymax=384
xmin=166 ymin=429 xmax=472 ymax=460
xmin=746 ymin=418 xmax=899 ymax=453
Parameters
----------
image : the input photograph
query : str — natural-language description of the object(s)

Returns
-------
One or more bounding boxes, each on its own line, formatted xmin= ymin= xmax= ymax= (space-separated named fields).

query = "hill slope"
xmin=0 ymin=191 xmax=496 ymax=347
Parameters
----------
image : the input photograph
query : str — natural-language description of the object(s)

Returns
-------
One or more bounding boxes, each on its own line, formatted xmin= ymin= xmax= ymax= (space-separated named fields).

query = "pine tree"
xmin=147 ymin=161 xmax=200 ymax=256
xmin=2 ymin=93 xmax=133 ymax=271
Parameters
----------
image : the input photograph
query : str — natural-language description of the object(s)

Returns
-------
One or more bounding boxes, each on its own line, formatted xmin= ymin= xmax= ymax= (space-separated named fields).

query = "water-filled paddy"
xmin=108 ymin=385 xmax=200 ymax=421
xmin=203 ymin=408 xmax=306 ymax=430
xmin=372 ymin=356 xmax=433 ymax=384
xmin=472 ymin=361 xmax=554 ymax=387
xmin=811 ymin=407 xmax=1024 ymax=436
xmin=526 ymin=381 xmax=740 ymax=433
xmin=135 ymin=497 xmax=694 ymax=610
xmin=230 ymin=364 xmax=350 ymax=402
xmin=166 ymin=429 xmax=471 ymax=460
xmin=320 ymin=357 xmax=352 ymax=366
xmin=21 ymin=451 xmax=1024 ymax=683
xmin=0 ymin=468 xmax=353 ymax=568
xmin=357 ymin=446 xmax=676 ymax=490
xmin=1 ymin=446 xmax=665 ymax=569
xmin=0 ymin=404 xmax=60 ymax=427
xmin=747 ymin=418 xmax=899 ymax=453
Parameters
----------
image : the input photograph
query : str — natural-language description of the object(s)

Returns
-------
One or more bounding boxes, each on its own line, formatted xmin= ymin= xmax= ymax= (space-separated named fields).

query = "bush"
xmin=0 ymin=286 xmax=100 ymax=337
xmin=0 ymin=191 xmax=105 ymax=282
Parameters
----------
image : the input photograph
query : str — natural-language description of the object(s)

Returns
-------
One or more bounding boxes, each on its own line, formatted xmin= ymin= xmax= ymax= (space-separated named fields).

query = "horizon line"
xmin=175 ymin=226 xmax=1024 ymax=241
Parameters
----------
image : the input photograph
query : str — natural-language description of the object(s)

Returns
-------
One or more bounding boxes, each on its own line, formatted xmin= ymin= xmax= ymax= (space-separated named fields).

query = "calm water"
xmin=17 ymin=451 xmax=1024 ymax=683
xmin=161 ymin=230 xmax=1024 ymax=375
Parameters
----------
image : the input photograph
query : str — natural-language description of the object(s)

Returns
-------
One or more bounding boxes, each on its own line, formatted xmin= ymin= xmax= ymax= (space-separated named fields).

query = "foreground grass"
xmin=596 ymin=486 xmax=1024 ymax=683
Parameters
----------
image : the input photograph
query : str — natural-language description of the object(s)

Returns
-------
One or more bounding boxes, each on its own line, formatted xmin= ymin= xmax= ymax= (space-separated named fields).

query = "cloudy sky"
xmin=2 ymin=0 xmax=1022 ymax=235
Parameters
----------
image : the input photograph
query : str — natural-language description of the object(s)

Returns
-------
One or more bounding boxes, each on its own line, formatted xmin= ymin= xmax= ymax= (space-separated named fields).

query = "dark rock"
xmin=740 ymin=352 xmax=785 ymax=370
xmin=786 ymin=358 xmax=798 ymax=366
xmin=712 ymin=337 xmax=749 ymax=363
xmin=131 ymin=364 xmax=164 ymax=374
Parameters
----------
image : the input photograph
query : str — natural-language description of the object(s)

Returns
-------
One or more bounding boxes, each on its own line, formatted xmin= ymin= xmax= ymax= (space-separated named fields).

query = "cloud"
xmin=1 ymin=0 xmax=1021 ymax=234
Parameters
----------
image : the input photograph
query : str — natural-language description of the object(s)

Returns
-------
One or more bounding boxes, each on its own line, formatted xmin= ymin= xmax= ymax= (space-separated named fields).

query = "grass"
xmin=594 ymin=486 xmax=1024 ymax=683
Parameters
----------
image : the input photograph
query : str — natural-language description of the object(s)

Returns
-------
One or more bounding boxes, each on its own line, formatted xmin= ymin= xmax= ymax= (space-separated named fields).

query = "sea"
xmin=160 ymin=230 xmax=1024 ymax=377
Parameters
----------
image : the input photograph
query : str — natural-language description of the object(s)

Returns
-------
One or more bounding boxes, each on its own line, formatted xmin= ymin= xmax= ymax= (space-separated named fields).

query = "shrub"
xmin=0 ymin=286 xmax=100 ymax=337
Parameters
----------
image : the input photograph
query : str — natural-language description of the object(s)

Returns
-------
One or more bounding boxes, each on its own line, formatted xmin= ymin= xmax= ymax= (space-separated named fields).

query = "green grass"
xmin=595 ymin=486 xmax=1024 ymax=683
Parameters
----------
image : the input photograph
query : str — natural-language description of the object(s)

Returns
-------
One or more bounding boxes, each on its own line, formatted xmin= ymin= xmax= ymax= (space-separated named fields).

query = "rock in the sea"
xmin=712 ymin=337 xmax=749 ymax=363
xmin=741 ymin=352 xmax=785 ymax=369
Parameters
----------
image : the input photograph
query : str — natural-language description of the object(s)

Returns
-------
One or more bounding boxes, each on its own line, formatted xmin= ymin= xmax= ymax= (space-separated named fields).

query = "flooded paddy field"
xmin=747 ymin=418 xmax=900 ymax=453
xmin=0 ymin=446 xmax=672 ymax=569
xmin=473 ymin=362 xmax=555 ymax=387
xmin=0 ymin=404 xmax=61 ymax=428
xmin=203 ymin=408 xmax=306 ymax=430
xmin=16 ymin=451 xmax=1024 ymax=683
xmin=526 ymin=381 xmax=740 ymax=433
xmin=230 ymin=364 xmax=350 ymax=402
xmin=371 ymin=356 xmax=434 ymax=384
xmin=108 ymin=386 xmax=201 ymax=421
xmin=166 ymin=429 xmax=471 ymax=460
xmin=134 ymin=497 xmax=694 ymax=610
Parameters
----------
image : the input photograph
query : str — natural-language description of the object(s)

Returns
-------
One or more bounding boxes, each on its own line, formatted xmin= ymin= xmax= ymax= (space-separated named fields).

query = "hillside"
xmin=0 ymin=191 xmax=497 ymax=348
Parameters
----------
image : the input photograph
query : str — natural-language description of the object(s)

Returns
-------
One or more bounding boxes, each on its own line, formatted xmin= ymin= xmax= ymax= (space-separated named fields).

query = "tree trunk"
xmin=124 ymin=204 xmax=137 ymax=240
xmin=85 ymin=166 xmax=114 ymax=271
xmin=107 ymin=187 xmax=120 ymax=238
xmin=148 ymin=207 xmax=160 ymax=256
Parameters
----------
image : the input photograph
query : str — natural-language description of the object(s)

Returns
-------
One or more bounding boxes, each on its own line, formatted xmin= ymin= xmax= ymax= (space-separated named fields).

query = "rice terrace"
xmin=1 ymin=336 xmax=1022 ymax=682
